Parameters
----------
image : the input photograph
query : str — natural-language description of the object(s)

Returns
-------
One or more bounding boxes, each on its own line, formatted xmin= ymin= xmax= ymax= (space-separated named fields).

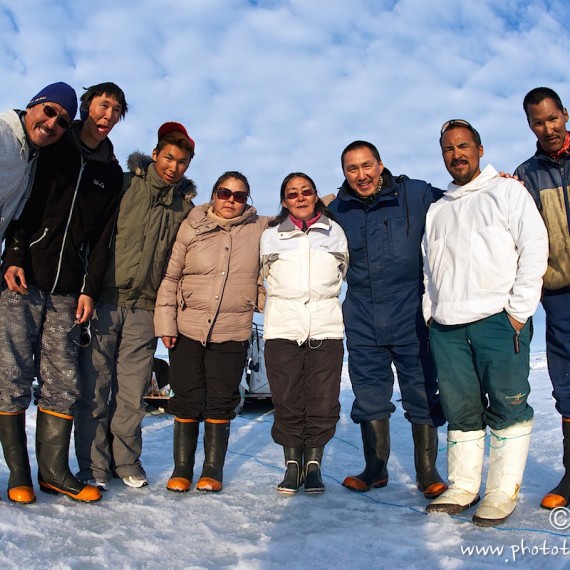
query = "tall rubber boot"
xmin=473 ymin=420 xmax=533 ymax=527
xmin=342 ymin=419 xmax=390 ymax=492
xmin=412 ymin=423 xmax=448 ymax=499
xmin=0 ymin=411 xmax=35 ymax=504
xmin=196 ymin=419 xmax=230 ymax=492
xmin=426 ymin=429 xmax=485 ymax=515
xmin=167 ymin=418 xmax=199 ymax=493
xmin=36 ymin=408 xmax=101 ymax=502
xmin=542 ymin=418 xmax=570 ymax=509
xmin=277 ymin=446 xmax=303 ymax=494
xmin=304 ymin=446 xmax=325 ymax=494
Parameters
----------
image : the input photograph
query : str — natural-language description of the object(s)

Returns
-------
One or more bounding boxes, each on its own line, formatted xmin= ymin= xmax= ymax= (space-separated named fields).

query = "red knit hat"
xmin=157 ymin=122 xmax=195 ymax=151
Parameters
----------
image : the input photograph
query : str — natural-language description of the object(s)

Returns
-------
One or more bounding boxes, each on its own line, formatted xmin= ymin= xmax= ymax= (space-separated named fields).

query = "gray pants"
xmin=74 ymin=302 xmax=156 ymax=480
xmin=0 ymin=286 xmax=81 ymax=414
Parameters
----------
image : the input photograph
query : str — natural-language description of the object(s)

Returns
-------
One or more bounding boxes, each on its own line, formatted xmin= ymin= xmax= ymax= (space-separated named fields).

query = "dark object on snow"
xmin=412 ymin=423 xmax=447 ymax=499
xmin=277 ymin=446 xmax=303 ymax=494
xmin=167 ymin=419 xmax=199 ymax=492
xmin=342 ymin=419 xmax=390 ymax=492
xmin=36 ymin=409 xmax=101 ymax=502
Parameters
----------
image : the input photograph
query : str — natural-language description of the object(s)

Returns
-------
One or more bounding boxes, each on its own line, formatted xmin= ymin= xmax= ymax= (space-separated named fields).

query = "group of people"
xmin=0 ymin=81 xmax=569 ymax=529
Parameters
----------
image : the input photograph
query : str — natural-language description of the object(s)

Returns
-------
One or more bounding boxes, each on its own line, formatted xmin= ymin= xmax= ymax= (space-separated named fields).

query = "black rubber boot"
xmin=277 ymin=446 xmax=303 ymax=494
xmin=36 ymin=409 xmax=101 ymax=502
xmin=412 ymin=423 xmax=448 ymax=499
xmin=0 ymin=412 xmax=35 ymax=503
xmin=343 ymin=419 xmax=390 ymax=492
xmin=304 ymin=446 xmax=325 ymax=494
xmin=542 ymin=419 xmax=570 ymax=509
xmin=196 ymin=420 xmax=230 ymax=492
xmin=167 ymin=419 xmax=199 ymax=493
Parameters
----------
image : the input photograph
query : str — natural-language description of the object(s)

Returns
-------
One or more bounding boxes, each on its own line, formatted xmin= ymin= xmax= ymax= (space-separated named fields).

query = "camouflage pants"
xmin=0 ymin=285 xmax=81 ymax=414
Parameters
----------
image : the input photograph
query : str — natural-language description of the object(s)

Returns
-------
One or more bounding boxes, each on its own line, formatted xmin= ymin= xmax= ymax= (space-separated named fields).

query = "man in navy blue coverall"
xmin=328 ymin=140 xmax=446 ymax=498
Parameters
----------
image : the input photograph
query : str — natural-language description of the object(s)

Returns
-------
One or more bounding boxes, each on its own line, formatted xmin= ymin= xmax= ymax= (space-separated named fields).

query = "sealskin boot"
xmin=36 ymin=408 xmax=101 ymax=502
xmin=167 ymin=418 xmax=199 ymax=493
xmin=277 ymin=446 xmax=303 ymax=494
xmin=412 ymin=423 xmax=448 ymax=499
xmin=196 ymin=419 xmax=230 ymax=492
xmin=426 ymin=429 xmax=485 ymax=515
xmin=542 ymin=418 xmax=570 ymax=509
xmin=0 ymin=411 xmax=35 ymax=504
xmin=473 ymin=420 xmax=533 ymax=527
xmin=342 ymin=419 xmax=389 ymax=492
xmin=304 ymin=446 xmax=325 ymax=494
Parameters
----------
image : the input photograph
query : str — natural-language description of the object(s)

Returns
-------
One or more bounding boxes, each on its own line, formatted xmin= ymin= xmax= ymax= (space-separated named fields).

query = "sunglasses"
xmin=285 ymin=188 xmax=316 ymax=201
xmin=215 ymin=187 xmax=248 ymax=203
xmin=43 ymin=103 xmax=71 ymax=130
xmin=72 ymin=321 xmax=92 ymax=348
xmin=440 ymin=118 xmax=481 ymax=143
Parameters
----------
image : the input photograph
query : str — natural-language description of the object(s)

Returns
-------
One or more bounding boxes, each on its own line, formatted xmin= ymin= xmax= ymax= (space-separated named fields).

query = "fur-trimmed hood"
xmin=127 ymin=151 xmax=197 ymax=202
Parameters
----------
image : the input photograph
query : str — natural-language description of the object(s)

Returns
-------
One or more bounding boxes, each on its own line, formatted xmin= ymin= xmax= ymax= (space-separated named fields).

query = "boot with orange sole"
xmin=0 ymin=411 xmax=36 ymax=504
xmin=196 ymin=419 xmax=230 ymax=492
xmin=542 ymin=418 xmax=570 ymax=509
xmin=167 ymin=418 xmax=199 ymax=492
xmin=36 ymin=408 xmax=101 ymax=502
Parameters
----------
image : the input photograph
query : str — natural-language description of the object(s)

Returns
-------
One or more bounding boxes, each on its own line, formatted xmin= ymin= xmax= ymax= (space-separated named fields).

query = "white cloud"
xmin=0 ymin=0 xmax=568 ymax=204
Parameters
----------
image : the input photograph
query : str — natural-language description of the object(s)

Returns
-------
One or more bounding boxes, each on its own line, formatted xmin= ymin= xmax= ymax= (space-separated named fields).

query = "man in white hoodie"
xmin=422 ymin=119 xmax=548 ymax=526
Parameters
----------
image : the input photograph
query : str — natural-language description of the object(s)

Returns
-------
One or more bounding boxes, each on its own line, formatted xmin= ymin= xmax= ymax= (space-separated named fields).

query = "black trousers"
xmin=168 ymin=335 xmax=248 ymax=421
xmin=264 ymin=338 xmax=343 ymax=448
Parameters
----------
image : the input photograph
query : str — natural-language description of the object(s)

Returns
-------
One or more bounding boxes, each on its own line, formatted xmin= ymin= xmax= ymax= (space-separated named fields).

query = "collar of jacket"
xmin=276 ymin=214 xmax=332 ymax=235
xmin=189 ymin=202 xmax=258 ymax=233
xmin=127 ymin=151 xmax=197 ymax=203
xmin=11 ymin=109 xmax=39 ymax=155
xmin=534 ymin=142 xmax=570 ymax=166
xmin=68 ymin=120 xmax=117 ymax=163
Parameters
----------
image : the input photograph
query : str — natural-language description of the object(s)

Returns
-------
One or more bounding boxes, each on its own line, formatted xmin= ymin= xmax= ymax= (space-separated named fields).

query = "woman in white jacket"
xmin=261 ymin=172 xmax=348 ymax=494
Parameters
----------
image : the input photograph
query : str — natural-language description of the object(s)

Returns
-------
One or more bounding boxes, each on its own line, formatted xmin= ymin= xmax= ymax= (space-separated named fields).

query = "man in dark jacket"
xmin=0 ymin=82 xmax=127 ymax=504
xmin=327 ymin=140 xmax=446 ymax=498
xmin=515 ymin=87 xmax=570 ymax=510
xmin=74 ymin=122 xmax=196 ymax=491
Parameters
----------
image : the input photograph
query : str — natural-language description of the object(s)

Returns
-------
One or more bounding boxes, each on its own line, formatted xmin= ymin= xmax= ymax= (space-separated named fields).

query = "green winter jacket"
xmin=98 ymin=152 xmax=196 ymax=310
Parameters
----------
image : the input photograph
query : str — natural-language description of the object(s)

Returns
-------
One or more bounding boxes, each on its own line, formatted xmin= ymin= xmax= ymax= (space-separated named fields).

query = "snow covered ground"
xmin=1 ymin=351 xmax=568 ymax=569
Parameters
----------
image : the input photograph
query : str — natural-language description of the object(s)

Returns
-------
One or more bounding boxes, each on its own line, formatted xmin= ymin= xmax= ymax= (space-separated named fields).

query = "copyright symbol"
xmin=550 ymin=507 xmax=570 ymax=530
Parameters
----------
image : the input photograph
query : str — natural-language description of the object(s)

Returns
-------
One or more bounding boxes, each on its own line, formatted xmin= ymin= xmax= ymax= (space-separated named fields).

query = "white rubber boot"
xmin=472 ymin=419 xmax=533 ymax=527
xmin=426 ymin=429 xmax=486 ymax=515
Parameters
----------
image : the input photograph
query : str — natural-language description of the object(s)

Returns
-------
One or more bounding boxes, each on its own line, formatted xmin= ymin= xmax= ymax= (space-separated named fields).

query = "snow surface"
xmin=1 ymin=351 xmax=569 ymax=569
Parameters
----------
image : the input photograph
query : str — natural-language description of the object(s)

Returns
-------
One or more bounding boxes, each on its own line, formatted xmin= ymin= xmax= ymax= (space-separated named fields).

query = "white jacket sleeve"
xmin=505 ymin=180 xmax=548 ymax=322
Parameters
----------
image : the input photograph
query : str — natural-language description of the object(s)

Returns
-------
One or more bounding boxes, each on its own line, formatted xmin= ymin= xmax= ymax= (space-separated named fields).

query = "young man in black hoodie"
xmin=0 ymin=82 xmax=127 ymax=504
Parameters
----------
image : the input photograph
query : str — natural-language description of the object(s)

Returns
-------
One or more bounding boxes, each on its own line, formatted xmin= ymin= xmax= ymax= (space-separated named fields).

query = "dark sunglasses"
xmin=440 ymin=118 xmax=481 ymax=144
xmin=43 ymin=103 xmax=71 ymax=130
xmin=215 ymin=187 xmax=248 ymax=203
xmin=285 ymin=188 xmax=316 ymax=201
xmin=72 ymin=321 xmax=92 ymax=348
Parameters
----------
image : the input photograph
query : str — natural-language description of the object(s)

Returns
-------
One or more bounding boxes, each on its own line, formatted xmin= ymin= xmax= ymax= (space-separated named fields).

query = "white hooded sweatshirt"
xmin=422 ymin=164 xmax=548 ymax=325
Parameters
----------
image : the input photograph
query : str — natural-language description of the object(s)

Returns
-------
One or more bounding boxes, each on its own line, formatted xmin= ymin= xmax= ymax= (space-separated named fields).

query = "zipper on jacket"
xmin=29 ymin=227 xmax=49 ymax=247
xmin=161 ymin=213 xmax=170 ymax=240
xmin=51 ymin=158 xmax=86 ymax=294
xmin=561 ymin=164 xmax=570 ymax=237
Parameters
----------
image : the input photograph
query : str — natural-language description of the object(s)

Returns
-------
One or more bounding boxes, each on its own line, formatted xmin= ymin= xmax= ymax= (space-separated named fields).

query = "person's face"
xmin=212 ymin=177 xmax=248 ymax=219
xmin=282 ymin=176 xmax=318 ymax=221
xmin=526 ymin=97 xmax=569 ymax=154
xmin=152 ymin=144 xmax=192 ymax=185
xmin=441 ymin=126 xmax=483 ymax=186
xmin=24 ymin=102 xmax=70 ymax=147
xmin=342 ymin=147 xmax=384 ymax=197
xmin=81 ymin=94 xmax=123 ymax=148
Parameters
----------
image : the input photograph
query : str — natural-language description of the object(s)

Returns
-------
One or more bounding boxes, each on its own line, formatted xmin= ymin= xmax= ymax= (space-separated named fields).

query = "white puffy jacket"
xmin=422 ymin=164 xmax=548 ymax=325
xmin=261 ymin=214 xmax=348 ymax=343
